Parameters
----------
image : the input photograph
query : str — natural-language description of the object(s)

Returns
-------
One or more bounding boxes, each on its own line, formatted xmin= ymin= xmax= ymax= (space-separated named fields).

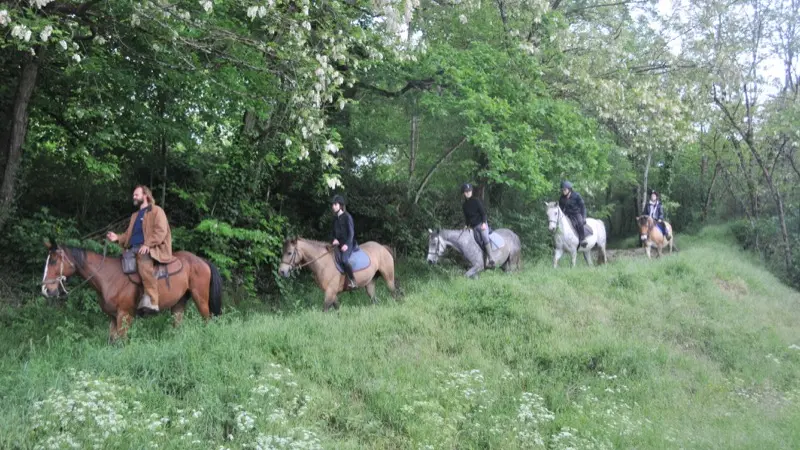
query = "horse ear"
xmin=428 ymin=228 xmax=432 ymax=233
xmin=47 ymin=235 xmax=57 ymax=249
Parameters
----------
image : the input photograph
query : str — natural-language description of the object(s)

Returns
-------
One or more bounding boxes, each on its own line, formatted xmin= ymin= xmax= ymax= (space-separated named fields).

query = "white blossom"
xmin=29 ymin=0 xmax=55 ymax=8
xmin=325 ymin=175 xmax=342 ymax=189
xmin=459 ymin=14 xmax=468 ymax=24
xmin=11 ymin=25 xmax=32 ymax=42
xmin=0 ymin=10 xmax=10 ymax=27
xmin=39 ymin=25 xmax=53 ymax=42
xmin=59 ymin=40 xmax=68 ymax=50
xmin=200 ymin=0 xmax=213 ymax=13
xmin=324 ymin=140 xmax=339 ymax=153
xmin=72 ymin=53 xmax=82 ymax=63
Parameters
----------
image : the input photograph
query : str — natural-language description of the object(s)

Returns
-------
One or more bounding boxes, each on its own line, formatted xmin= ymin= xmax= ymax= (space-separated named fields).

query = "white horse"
xmin=545 ymin=202 xmax=608 ymax=268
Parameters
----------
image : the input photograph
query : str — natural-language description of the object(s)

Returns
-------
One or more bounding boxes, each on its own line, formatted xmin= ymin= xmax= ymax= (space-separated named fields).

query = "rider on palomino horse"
xmin=642 ymin=190 xmax=670 ymax=239
xmin=331 ymin=194 xmax=358 ymax=289
xmin=558 ymin=180 xmax=588 ymax=248
xmin=461 ymin=183 xmax=495 ymax=269
xmin=106 ymin=185 xmax=172 ymax=313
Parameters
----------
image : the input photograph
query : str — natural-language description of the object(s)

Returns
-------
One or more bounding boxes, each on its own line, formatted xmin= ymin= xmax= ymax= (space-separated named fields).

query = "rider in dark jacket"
xmin=331 ymin=195 xmax=358 ymax=288
xmin=461 ymin=183 xmax=495 ymax=268
xmin=642 ymin=190 xmax=670 ymax=239
xmin=558 ymin=180 xmax=588 ymax=247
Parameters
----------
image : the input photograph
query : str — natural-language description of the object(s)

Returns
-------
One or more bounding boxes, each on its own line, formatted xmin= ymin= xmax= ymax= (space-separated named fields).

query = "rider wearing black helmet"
xmin=461 ymin=183 xmax=495 ymax=268
xmin=558 ymin=180 xmax=588 ymax=247
xmin=331 ymin=194 xmax=358 ymax=288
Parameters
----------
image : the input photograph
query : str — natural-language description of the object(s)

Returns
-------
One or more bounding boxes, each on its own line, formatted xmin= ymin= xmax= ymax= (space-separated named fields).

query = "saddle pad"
xmin=127 ymin=259 xmax=183 ymax=285
xmin=489 ymin=232 xmax=505 ymax=249
xmin=334 ymin=249 xmax=371 ymax=273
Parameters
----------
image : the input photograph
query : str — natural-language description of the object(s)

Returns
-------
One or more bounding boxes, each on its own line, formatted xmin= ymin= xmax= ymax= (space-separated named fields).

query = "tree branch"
xmin=414 ymin=136 xmax=468 ymax=204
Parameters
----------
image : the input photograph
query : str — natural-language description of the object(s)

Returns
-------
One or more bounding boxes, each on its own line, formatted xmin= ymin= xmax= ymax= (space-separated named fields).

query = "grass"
xmin=1 ymin=226 xmax=799 ymax=449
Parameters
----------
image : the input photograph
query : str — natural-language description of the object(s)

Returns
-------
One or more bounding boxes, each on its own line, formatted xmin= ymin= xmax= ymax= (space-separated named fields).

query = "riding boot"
xmin=136 ymin=254 xmax=159 ymax=313
xmin=343 ymin=265 xmax=357 ymax=289
xmin=483 ymin=243 xmax=496 ymax=268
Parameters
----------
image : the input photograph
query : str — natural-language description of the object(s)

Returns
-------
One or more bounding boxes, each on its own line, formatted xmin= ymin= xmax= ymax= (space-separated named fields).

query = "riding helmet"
xmin=461 ymin=183 xmax=473 ymax=193
xmin=560 ymin=180 xmax=573 ymax=190
xmin=331 ymin=194 xmax=346 ymax=206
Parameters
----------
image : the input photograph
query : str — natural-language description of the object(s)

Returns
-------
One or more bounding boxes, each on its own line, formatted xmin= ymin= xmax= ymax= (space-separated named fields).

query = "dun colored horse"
xmin=278 ymin=238 xmax=398 ymax=311
xmin=41 ymin=239 xmax=222 ymax=342
xmin=636 ymin=216 xmax=675 ymax=258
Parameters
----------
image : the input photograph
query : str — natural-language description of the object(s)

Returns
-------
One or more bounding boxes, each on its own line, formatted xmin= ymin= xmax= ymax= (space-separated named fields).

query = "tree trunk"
xmin=641 ymin=148 xmax=652 ymax=211
xmin=701 ymin=161 xmax=720 ymax=223
xmin=409 ymin=114 xmax=418 ymax=177
xmin=0 ymin=52 xmax=40 ymax=233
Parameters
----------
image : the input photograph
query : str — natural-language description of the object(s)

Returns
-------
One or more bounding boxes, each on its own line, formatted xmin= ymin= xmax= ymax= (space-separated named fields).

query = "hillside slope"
xmin=2 ymin=227 xmax=799 ymax=449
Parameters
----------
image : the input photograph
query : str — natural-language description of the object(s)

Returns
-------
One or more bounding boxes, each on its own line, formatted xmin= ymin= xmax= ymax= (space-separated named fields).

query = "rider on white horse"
xmin=461 ymin=183 xmax=495 ymax=268
xmin=558 ymin=181 xmax=589 ymax=248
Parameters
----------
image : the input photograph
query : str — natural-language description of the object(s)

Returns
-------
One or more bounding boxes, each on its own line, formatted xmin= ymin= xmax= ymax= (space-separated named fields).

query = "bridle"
xmin=548 ymin=206 xmax=565 ymax=232
xmin=41 ymin=249 xmax=73 ymax=295
xmin=283 ymin=241 xmax=331 ymax=272
xmin=427 ymin=233 xmax=445 ymax=260
xmin=41 ymin=242 xmax=108 ymax=296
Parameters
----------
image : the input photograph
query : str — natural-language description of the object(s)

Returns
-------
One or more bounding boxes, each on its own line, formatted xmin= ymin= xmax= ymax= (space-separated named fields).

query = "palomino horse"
xmin=426 ymin=228 xmax=522 ymax=278
xmin=636 ymin=216 xmax=675 ymax=258
xmin=41 ymin=239 xmax=222 ymax=342
xmin=278 ymin=238 xmax=398 ymax=311
xmin=545 ymin=202 xmax=608 ymax=268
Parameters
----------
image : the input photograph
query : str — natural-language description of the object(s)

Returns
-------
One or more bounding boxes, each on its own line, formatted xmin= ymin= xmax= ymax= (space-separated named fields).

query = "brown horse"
xmin=636 ymin=216 xmax=675 ymax=258
xmin=278 ymin=238 xmax=398 ymax=311
xmin=41 ymin=240 xmax=222 ymax=342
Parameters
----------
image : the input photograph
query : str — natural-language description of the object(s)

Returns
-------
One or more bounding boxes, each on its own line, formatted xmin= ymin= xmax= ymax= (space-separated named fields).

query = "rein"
xmin=286 ymin=241 xmax=332 ymax=272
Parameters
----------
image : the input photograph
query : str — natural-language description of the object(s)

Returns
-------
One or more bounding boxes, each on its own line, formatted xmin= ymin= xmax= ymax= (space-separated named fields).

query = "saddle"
xmin=126 ymin=258 xmax=184 ymax=287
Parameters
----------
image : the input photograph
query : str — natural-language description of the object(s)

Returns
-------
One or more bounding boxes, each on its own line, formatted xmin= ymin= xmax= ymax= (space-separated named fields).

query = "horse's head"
xmin=426 ymin=228 xmax=445 ymax=264
xmin=545 ymin=202 xmax=559 ymax=232
xmin=278 ymin=238 xmax=300 ymax=277
xmin=41 ymin=238 xmax=78 ymax=297
xmin=636 ymin=216 xmax=652 ymax=243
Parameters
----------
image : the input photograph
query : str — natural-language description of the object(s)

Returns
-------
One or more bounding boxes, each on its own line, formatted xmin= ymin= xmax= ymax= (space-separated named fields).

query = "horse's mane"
xmin=64 ymin=246 xmax=87 ymax=269
xmin=298 ymin=238 xmax=331 ymax=249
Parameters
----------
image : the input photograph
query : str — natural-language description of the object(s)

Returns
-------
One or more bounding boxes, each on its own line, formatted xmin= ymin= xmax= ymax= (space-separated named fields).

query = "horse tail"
xmin=382 ymin=244 xmax=395 ymax=259
xmin=205 ymin=259 xmax=223 ymax=316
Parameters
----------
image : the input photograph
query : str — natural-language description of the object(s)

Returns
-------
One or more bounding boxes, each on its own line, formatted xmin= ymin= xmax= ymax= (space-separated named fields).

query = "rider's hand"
xmin=481 ymin=223 xmax=488 ymax=231
xmin=106 ymin=231 xmax=118 ymax=242
xmin=341 ymin=244 xmax=348 ymax=252
xmin=138 ymin=246 xmax=150 ymax=255
xmin=332 ymin=239 xmax=339 ymax=246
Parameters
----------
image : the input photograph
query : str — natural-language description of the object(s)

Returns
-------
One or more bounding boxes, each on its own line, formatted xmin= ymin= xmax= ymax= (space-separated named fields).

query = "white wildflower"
xmin=94 ymin=35 xmax=106 ymax=45
xmin=299 ymin=145 xmax=309 ymax=160
xmin=72 ymin=53 xmax=82 ymax=63
xmin=29 ymin=0 xmax=55 ymax=8
xmin=302 ymin=21 xmax=311 ymax=31
xmin=11 ymin=24 xmax=32 ymax=42
xmin=284 ymin=138 xmax=292 ymax=147
xmin=0 ymin=10 xmax=11 ymax=27
xmin=325 ymin=175 xmax=342 ymax=189
xmin=39 ymin=25 xmax=53 ymax=42
xmin=246 ymin=6 xmax=258 ymax=19
xmin=200 ymin=0 xmax=213 ymax=13
xmin=59 ymin=40 xmax=68 ymax=50
xmin=459 ymin=14 xmax=468 ymax=24
xmin=324 ymin=140 xmax=339 ymax=153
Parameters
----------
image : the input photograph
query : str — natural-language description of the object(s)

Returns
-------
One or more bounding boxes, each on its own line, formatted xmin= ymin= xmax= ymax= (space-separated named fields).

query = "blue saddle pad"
xmin=489 ymin=232 xmax=504 ymax=249
xmin=334 ymin=249 xmax=371 ymax=273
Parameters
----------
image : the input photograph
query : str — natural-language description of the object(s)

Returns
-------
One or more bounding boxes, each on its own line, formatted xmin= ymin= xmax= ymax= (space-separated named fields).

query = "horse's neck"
xmin=441 ymin=229 xmax=465 ymax=246
xmin=74 ymin=251 xmax=116 ymax=296
xmin=298 ymin=240 xmax=331 ymax=273
xmin=557 ymin=208 xmax=575 ymax=234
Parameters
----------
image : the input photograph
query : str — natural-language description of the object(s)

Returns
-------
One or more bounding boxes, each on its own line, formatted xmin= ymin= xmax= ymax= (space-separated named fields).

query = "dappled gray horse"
xmin=427 ymin=228 xmax=522 ymax=278
xmin=545 ymin=202 xmax=608 ymax=268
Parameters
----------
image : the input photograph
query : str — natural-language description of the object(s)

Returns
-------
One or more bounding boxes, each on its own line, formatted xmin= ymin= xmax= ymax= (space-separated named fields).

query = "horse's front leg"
xmin=323 ymin=289 xmax=339 ymax=312
xmin=657 ymin=244 xmax=663 ymax=258
xmin=465 ymin=263 xmax=482 ymax=279
xmin=645 ymin=243 xmax=652 ymax=259
xmin=570 ymin=250 xmax=578 ymax=268
xmin=107 ymin=317 xmax=119 ymax=345
xmin=553 ymin=248 xmax=563 ymax=268
xmin=115 ymin=310 xmax=134 ymax=341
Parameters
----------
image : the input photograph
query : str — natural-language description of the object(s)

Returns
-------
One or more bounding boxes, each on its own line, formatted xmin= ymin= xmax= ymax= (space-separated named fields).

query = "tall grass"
xmin=1 ymin=226 xmax=799 ymax=449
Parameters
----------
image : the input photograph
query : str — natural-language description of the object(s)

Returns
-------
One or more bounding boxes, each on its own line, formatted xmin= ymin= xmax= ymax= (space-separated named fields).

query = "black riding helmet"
xmin=560 ymin=180 xmax=573 ymax=190
xmin=461 ymin=183 xmax=473 ymax=193
xmin=331 ymin=194 xmax=346 ymax=207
